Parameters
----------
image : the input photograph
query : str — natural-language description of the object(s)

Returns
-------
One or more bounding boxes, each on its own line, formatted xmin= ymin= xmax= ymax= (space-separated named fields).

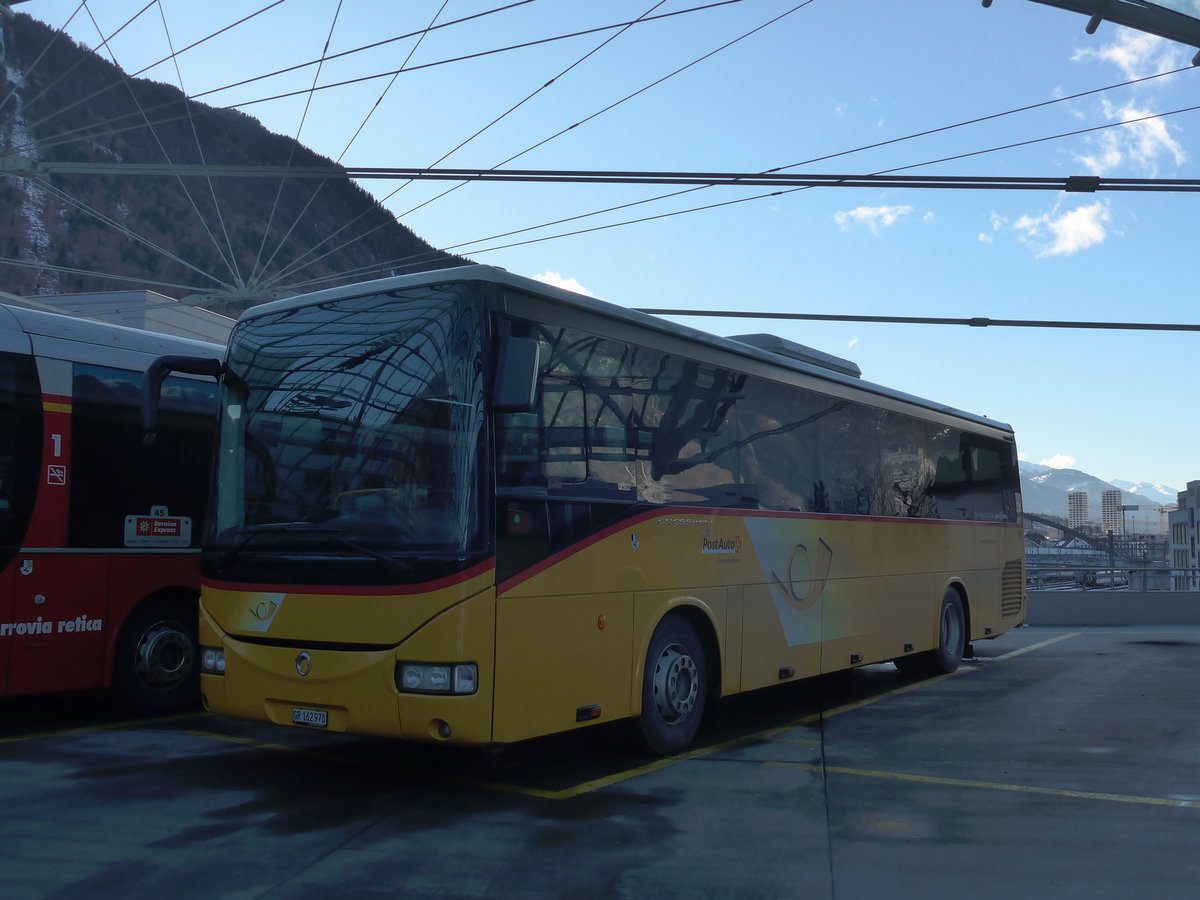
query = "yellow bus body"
xmin=200 ymin=509 xmax=1024 ymax=745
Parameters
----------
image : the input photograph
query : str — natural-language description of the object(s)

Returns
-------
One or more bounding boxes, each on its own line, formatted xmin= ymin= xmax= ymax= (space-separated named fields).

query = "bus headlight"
xmin=396 ymin=662 xmax=477 ymax=695
xmin=201 ymin=646 xmax=226 ymax=675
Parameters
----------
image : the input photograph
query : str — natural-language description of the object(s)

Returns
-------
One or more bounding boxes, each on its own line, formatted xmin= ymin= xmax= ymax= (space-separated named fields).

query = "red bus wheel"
xmin=113 ymin=594 xmax=199 ymax=713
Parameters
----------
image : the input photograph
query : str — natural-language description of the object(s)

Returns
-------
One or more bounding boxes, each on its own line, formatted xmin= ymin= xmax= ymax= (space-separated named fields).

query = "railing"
xmin=1025 ymin=564 xmax=1200 ymax=593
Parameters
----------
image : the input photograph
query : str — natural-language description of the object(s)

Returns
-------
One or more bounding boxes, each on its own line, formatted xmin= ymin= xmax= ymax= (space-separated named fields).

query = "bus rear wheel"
xmin=638 ymin=614 xmax=707 ymax=756
xmin=113 ymin=594 xmax=199 ymax=714
xmin=894 ymin=588 xmax=966 ymax=676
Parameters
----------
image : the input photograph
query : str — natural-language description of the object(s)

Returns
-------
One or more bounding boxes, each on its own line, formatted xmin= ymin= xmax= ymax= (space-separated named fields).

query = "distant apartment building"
xmin=1068 ymin=491 xmax=1088 ymax=530
xmin=1169 ymin=481 xmax=1199 ymax=591
xmin=1101 ymin=489 xmax=1124 ymax=535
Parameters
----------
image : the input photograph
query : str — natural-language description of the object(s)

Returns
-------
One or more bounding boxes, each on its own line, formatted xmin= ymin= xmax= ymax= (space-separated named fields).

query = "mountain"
xmin=1108 ymin=480 xmax=1180 ymax=505
xmin=0 ymin=12 xmax=467 ymax=315
xmin=1019 ymin=463 xmax=1174 ymax=533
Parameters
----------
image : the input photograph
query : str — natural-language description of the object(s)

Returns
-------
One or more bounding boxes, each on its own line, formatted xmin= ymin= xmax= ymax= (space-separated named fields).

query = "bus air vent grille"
xmin=1001 ymin=560 xmax=1024 ymax=618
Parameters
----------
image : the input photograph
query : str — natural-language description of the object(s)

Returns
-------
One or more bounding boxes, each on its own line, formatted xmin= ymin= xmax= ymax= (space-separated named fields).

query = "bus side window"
xmin=70 ymin=364 xmax=216 ymax=548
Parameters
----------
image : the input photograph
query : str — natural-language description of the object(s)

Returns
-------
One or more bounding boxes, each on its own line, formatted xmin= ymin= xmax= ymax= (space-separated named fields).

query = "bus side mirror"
xmin=491 ymin=337 xmax=540 ymax=413
xmin=142 ymin=354 xmax=223 ymax=446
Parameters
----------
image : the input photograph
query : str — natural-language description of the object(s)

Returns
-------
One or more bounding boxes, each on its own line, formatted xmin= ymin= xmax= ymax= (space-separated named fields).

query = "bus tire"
xmin=112 ymin=593 xmax=199 ymax=714
xmin=894 ymin=588 xmax=966 ymax=676
xmin=638 ymin=614 xmax=707 ymax=756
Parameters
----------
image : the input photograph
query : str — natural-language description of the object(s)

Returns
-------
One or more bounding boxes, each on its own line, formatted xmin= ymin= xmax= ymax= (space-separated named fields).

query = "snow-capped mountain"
xmin=1108 ymin=480 xmax=1180 ymax=505
xmin=1019 ymin=463 xmax=1176 ymax=532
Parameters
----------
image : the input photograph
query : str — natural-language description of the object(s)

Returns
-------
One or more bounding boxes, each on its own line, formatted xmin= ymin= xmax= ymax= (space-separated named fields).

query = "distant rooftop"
xmin=2 ymin=289 xmax=232 ymax=343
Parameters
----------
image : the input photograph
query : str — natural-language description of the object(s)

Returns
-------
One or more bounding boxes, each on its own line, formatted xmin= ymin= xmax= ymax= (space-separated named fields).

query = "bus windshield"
xmin=208 ymin=282 xmax=487 ymax=582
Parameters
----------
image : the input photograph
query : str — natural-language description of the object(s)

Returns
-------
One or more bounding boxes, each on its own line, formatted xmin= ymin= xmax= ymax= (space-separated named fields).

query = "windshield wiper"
xmin=216 ymin=522 xmax=340 ymax=567
xmin=214 ymin=523 xmax=411 ymax=574
xmin=325 ymin=536 xmax=413 ymax=575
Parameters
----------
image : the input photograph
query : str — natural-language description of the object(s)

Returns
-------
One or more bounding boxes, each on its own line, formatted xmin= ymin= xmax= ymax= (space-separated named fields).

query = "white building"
xmin=1102 ymin=489 xmax=1124 ymax=535
xmin=1068 ymin=491 xmax=1088 ymax=531
xmin=1169 ymin=481 xmax=1199 ymax=591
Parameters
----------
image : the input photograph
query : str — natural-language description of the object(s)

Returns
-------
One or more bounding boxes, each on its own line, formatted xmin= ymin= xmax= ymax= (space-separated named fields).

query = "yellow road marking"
xmin=765 ymin=761 xmax=1200 ymax=810
xmin=991 ymin=631 xmax=1080 ymax=660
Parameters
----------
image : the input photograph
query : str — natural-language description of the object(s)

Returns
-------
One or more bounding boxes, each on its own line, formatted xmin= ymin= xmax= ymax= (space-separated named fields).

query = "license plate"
xmin=291 ymin=707 xmax=328 ymax=728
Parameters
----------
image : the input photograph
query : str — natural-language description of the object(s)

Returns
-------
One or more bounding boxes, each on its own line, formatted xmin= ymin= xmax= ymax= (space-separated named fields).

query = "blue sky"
xmin=19 ymin=0 xmax=1200 ymax=491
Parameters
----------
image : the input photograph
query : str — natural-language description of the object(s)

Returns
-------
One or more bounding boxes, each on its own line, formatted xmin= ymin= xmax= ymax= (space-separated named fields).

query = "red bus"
xmin=0 ymin=303 xmax=221 ymax=712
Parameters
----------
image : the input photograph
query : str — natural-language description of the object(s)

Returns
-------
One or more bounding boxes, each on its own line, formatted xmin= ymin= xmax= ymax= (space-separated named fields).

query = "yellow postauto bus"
xmin=148 ymin=265 xmax=1025 ymax=754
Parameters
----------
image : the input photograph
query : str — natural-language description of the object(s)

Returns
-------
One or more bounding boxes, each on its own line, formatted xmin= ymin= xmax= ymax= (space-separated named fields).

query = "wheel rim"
xmin=135 ymin=621 xmax=194 ymax=690
xmin=941 ymin=600 xmax=963 ymax=655
xmin=652 ymin=642 xmax=699 ymax=725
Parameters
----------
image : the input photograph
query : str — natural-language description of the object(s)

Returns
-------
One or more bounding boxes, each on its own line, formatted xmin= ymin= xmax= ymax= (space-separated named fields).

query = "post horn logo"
xmin=250 ymin=600 xmax=279 ymax=621
xmin=295 ymin=651 xmax=312 ymax=677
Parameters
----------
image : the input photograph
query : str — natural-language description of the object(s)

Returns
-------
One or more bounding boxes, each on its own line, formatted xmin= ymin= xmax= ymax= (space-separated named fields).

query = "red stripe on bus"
xmin=496 ymin=505 xmax=1017 ymax=594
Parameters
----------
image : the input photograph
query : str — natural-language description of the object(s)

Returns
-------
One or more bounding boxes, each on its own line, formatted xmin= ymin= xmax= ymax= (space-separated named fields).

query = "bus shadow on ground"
xmin=0 ymin=662 xmax=926 ymax=802
xmin=189 ymin=662 xmax=922 ymax=798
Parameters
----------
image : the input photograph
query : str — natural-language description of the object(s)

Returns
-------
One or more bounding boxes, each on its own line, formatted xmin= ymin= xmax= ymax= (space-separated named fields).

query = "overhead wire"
xmin=154 ymin=0 xmax=244 ymax=287
xmin=248 ymin=0 xmax=347 ymax=287
xmin=33 ymin=178 xmax=235 ymax=288
xmin=217 ymin=1 xmax=754 ymax=110
xmin=9 ymin=0 xmax=559 ymax=155
xmin=250 ymin=0 xmax=454 ymax=288
xmin=265 ymin=0 xmax=682 ymax=289
xmin=299 ymin=73 xmax=1199 ymax=287
xmin=15 ymin=0 xmax=293 ymax=138
xmin=626 ymin=310 xmax=1200 ymax=332
xmin=269 ymin=0 xmax=816 ymax=290
xmin=76 ymin=0 xmax=244 ymax=287
xmin=11 ymin=0 xmax=155 ymax=118
xmin=0 ymin=0 xmax=86 ymax=114
xmin=0 ymin=252 xmax=211 ymax=293
xmin=6 ymin=1 xmax=1198 ymax=320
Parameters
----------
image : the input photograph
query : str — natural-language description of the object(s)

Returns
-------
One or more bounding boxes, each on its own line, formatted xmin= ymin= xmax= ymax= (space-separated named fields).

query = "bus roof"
xmin=240 ymin=265 xmax=1014 ymax=435
xmin=1 ymin=303 xmax=224 ymax=363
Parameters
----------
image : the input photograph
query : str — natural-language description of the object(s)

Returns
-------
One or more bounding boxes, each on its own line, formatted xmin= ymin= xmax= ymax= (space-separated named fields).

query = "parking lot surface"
xmin=1 ymin=626 xmax=1197 ymax=899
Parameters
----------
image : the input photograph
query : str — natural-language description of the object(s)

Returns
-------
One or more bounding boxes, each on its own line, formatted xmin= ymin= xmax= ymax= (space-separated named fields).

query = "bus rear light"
xmin=201 ymin=646 xmax=226 ymax=675
xmin=396 ymin=662 xmax=478 ymax=695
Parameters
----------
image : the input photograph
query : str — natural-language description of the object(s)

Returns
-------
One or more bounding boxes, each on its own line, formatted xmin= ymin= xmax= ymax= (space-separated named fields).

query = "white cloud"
xmin=847 ymin=337 xmax=859 ymax=349
xmin=1040 ymin=454 xmax=1078 ymax=470
xmin=1013 ymin=200 xmax=1113 ymax=257
xmin=833 ymin=205 xmax=915 ymax=235
xmin=1072 ymin=29 xmax=1187 ymax=80
xmin=1074 ymin=100 xmax=1186 ymax=176
xmin=981 ymin=211 xmax=1006 ymax=242
xmin=531 ymin=270 xmax=594 ymax=297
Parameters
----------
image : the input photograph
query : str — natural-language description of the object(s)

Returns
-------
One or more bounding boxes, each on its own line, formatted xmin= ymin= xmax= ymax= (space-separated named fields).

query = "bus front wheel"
xmin=895 ymin=589 xmax=967 ymax=676
xmin=113 ymin=594 xmax=199 ymax=713
xmin=638 ymin=614 xmax=708 ymax=756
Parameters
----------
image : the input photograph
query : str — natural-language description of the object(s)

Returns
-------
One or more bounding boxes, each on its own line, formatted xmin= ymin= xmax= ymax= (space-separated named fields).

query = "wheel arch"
xmin=108 ymin=586 xmax=201 ymax=711
xmin=102 ymin=584 xmax=199 ymax=687
xmin=631 ymin=600 xmax=722 ymax=717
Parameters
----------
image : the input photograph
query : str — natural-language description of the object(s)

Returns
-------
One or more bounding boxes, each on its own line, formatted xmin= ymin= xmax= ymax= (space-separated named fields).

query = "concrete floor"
xmin=1 ymin=626 xmax=1197 ymax=899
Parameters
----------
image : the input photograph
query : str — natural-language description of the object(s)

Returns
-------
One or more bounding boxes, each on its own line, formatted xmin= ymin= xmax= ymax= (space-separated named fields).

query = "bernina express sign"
xmin=124 ymin=506 xmax=192 ymax=548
